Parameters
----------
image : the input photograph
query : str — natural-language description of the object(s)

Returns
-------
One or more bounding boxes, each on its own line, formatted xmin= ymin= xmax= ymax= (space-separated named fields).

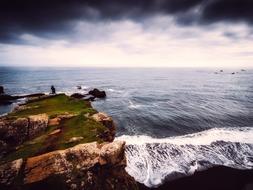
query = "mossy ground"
xmin=1 ymin=94 xmax=107 ymax=163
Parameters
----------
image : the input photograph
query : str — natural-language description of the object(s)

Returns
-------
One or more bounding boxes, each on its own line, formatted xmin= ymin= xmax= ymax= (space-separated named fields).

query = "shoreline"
xmin=1 ymin=91 xmax=253 ymax=189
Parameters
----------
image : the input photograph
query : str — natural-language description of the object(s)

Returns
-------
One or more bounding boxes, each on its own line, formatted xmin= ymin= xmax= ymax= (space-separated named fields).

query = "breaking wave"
xmin=116 ymin=127 xmax=253 ymax=187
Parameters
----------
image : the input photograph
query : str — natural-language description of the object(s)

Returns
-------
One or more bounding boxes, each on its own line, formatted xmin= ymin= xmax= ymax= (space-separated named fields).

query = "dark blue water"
xmin=1 ymin=67 xmax=253 ymax=187
xmin=1 ymin=67 xmax=253 ymax=137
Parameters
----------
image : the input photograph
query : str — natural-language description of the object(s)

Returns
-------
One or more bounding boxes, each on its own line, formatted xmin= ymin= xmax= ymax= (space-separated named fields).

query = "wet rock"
xmin=91 ymin=112 xmax=116 ymax=142
xmin=0 ymin=94 xmax=16 ymax=105
xmin=77 ymin=86 xmax=82 ymax=90
xmin=0 ymin=86 xmax=4 ymax=94
xmin=70 ymin=93 xmax=86 ymax=99
xmin=83 ymin=95 xmax=95 ymax=101
xmin=231 ymin=72 xmax=235 ymax=75
xmin=88 ymin=88 xmax=106 ymax=98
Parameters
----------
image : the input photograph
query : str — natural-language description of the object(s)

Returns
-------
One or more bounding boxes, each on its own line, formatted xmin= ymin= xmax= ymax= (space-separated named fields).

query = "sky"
xmin=0 ymin=0 xmax=253 ymax=68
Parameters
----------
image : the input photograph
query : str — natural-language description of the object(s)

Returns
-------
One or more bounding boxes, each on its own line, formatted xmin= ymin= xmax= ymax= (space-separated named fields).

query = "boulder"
xmin=70 ymin=93 xmax=86 ymax=99
xmin=88 ymin=88 xmax=106 ymax=98
xmin=91 ymin=112 xmax=116 ymax=142
xmin=77 ymin=86 xmax=82 ymax=90
xmin=0 ymin=86 xmax=4 ymax=94
xmin=28 ymin=114 xmax=49 ymax=139
xmin=0 ymin=159 xmax=23 ymax=186
xmin=0 ymin=117 xmax=29 ymax=145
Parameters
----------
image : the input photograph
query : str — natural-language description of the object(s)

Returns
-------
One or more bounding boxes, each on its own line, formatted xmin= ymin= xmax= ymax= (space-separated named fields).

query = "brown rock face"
xmin=0 ymin=114 xmax=49 ymax=157
xmin=0 ymin=117 xmax=29 ymax=145
xmin=0 ymin=159 xmax=23 ymax=186
xmin=0 ymin=141 xmax=138 ymax=190
xmin=91 ymin=112 xmax=116 ymax=142
xmin=28 ymin=114 xmax=48 ymax=139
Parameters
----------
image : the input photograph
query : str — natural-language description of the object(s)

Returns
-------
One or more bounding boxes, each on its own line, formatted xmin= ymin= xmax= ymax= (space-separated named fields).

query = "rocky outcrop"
xmin=0 ymin=141 xmax=138 ymax=190
xmin=0 ymin=114 xmax=49 ymax=156
xmin=70 ymin=93 xmax=86 ymax=99
xmin=0 ymin=93 xmax=45 ymax=105
xmin=91 ymin=112 xmax=116 ymax=142
xmin=28 ymin=114 xmax=49 ymax=139
xmin=0 ymin=159 xmax=23 ymax=186
xmin=89 ymin=88 xmax=106 ymax=98
xmin=48 ymin=113 xmax=76 ymax=126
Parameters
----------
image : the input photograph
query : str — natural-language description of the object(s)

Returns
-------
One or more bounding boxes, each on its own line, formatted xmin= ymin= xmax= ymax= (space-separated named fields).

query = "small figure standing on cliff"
xmin=51 ymin=85 xmax=56 ymax=94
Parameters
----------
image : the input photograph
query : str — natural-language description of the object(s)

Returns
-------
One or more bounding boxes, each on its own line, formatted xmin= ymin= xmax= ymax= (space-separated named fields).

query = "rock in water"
xmin=0 ymin=86 xmax=4 ymax=94
xmin=77 ymin=86 xmax=82 ymax=90
xmin=70 ymin=93 xmax=86 ymax=99
xmin=0 ymin=141 xmax=138 ymax=189
xmin=88 ymin=88 xmax=106 ymax=98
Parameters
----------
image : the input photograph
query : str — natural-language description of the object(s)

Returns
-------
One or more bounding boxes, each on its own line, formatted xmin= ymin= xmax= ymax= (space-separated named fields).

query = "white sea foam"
xmin=128 ymin=100 xmax=142 ymax=109
xmin=116 ymin=127 xmax=253 ymax=187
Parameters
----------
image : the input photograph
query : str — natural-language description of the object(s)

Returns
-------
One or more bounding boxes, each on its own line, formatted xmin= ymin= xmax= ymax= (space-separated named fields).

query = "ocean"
xmin=0 ymin=67 xmax=253 ymax=187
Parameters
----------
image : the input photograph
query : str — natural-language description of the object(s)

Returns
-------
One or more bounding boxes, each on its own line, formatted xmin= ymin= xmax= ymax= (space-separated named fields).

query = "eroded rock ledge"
xmin=0 ymin=141 xmax=138 ymax=190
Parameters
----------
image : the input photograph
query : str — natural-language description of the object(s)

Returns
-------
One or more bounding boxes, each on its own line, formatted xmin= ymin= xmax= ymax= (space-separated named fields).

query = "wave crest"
xmin=116 ymin=127 xmax=253 ymax=187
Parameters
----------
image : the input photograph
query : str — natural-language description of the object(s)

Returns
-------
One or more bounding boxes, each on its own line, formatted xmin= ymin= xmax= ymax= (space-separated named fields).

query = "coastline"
xmin=0 ymin=90 xmax=253 ymax=190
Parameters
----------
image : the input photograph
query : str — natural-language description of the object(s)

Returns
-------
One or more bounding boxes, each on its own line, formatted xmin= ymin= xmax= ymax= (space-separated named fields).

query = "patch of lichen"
xmin=1 ymin=94 xmax=107 ymax=163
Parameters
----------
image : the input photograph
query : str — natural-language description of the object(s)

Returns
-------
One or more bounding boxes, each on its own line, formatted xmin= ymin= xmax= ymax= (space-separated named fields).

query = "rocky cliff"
xmin=0 ymin=141 xmax=138 ymax=190
xmin=0 ymin=93 xmax=138 ymax=190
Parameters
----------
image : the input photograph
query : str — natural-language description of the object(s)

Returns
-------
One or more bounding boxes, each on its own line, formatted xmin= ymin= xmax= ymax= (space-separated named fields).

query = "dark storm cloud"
xmin=0 ymin=0 xmax=252 ymax=44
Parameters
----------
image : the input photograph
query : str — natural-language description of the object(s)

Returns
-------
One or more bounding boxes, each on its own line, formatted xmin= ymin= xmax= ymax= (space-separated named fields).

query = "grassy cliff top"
xmin=9 ymin=93 xmax=96 ymax=118
xmin=2 ymin=94 xmax=109 ymax=163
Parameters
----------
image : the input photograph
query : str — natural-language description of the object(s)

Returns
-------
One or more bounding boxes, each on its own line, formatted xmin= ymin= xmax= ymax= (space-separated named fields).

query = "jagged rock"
xmin=28 ymin=114 xmax=49 ymax=139
xmin=70 ymin=93 xmax=86 ymax=99
xmin=0 ymin=86 xmax=4 ymax=94
xmin=91 ymin=112 xmax=116 ymax=142
xmin=88 ymin=88 xmax=106 ymax=98
xmin=0 ymin=114 xmax=49 ymax=148
xmin=0 ymin=117 xmax=29 ymax=145
xmin=0 ymin=159 xmax=23 ymax=186
xmin=67 ymin=137 xmax=84 ymax=143
xmin=0 ymin=94 xmax=15 ymax=105
xmin=2 ymin=140 xmax=140 ymax=190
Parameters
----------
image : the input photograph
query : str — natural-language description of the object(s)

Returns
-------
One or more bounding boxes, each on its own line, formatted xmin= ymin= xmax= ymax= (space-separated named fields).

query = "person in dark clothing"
xmin=51 ymin=85 xmax=56 ymax=94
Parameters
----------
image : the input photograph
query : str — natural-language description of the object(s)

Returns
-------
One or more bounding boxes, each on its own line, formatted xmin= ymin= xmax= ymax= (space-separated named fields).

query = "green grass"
xmin=9 ymin=94 xmax=97 ymax=118
xmin=1 ymin=94 xmax=108 ymax=163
